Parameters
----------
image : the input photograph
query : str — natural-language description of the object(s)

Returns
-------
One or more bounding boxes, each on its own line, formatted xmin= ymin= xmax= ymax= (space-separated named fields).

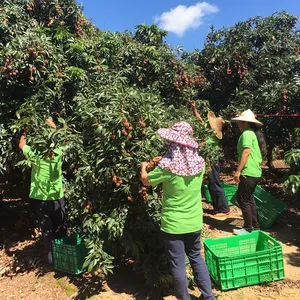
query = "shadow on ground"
xmin=0 ymin=198 xmax=151 ymax=299
xmin=285 ymin=251 xmax=300 ymax=267
xmin=1 ymin=163 xmax=299 ymax=300
xmin=202 ymin=206 xmax=244 ymax=235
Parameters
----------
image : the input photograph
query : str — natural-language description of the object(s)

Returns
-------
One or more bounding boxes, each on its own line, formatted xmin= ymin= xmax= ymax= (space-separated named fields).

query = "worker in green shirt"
xmin=140 ymin=121 xmax=215 ymax=300
xmin=190 ymin=100 xmax=230 ymax=217
xmin=231 ymin=109 xmax=267 ymax=232
xmin=18 ymin=118 xmax=66 ymax=266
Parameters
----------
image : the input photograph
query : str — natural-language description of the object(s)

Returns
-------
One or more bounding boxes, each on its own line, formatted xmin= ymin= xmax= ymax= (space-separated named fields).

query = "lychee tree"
xmin=0 ymin=0 xmax=210 ymax=297
xmin=186 ymin=12 xmax=300 ymax=165
xmin=284 ymin=126 xmax=300 ymax=195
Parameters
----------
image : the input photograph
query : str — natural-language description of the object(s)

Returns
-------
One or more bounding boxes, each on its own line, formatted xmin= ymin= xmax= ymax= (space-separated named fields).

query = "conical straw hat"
xmin=231 ymin=109 xmax=263 ymax=126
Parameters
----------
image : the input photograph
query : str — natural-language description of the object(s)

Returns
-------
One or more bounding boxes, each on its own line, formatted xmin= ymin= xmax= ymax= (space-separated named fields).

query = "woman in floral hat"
xmin=140 ymin=121 xmax=215 ymax=300
xmin=231 ymin=109 xmax=267 ymax=232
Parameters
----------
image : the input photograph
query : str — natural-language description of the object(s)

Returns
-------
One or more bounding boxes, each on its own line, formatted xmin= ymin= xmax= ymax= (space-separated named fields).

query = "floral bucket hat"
xmin=157 ymin=121 xmax=198 ymax=149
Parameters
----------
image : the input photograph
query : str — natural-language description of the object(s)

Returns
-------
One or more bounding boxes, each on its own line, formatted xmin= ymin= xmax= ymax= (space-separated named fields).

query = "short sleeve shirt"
xmin=147 ymin=166 xmax=205 ymax=234
xmin=237 ymin=129 xmax=262 ymax=177
xmin=23 ymin=145 xmax=64 ymax=200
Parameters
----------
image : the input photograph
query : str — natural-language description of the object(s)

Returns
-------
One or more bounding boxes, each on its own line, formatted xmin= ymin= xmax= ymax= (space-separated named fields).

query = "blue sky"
xmin=81 ymin=0 xmax=300 ymax=52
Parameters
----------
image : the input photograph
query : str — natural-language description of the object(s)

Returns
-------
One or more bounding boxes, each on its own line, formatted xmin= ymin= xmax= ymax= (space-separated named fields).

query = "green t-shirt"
xmin=147 ymin=166 xmax=205 ymax=234
xmin=23 ymin=145 xmax=64 ymax=201
xmin=237 ymin=129 xmax=262 ymax=177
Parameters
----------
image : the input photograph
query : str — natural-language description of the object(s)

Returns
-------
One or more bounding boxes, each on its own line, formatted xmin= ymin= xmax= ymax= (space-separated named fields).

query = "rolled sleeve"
xmin=147 ymin=166 xmax=172 ymax=187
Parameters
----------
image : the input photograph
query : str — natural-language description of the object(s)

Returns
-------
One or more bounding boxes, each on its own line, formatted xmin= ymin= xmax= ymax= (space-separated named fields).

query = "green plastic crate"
xmin=204 ymin=183 xmax=238 ymax=206
xmin=253 ymin=185 xmax=287 ymax=229
xmin=231 ymin=185 xmax=288 ymax=229
xmin=205 ymin=182 xmax=287 ymax=229
xmin=203 ymin=231 xmax=285 ymax=290
xmin=52 ymin=233 xmax=88 ymax=275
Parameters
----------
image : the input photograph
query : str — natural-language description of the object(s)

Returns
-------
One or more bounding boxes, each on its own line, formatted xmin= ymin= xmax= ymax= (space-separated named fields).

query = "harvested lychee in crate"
xmin=203 ymin=231 xmax=284 ymax=290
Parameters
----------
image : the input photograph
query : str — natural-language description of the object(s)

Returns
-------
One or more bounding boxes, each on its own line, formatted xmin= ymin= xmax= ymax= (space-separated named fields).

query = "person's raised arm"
xmin=189 ymin=100 xmax=204 ymax=125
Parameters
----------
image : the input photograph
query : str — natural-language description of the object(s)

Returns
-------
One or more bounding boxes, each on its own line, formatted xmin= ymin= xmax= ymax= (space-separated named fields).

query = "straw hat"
xmin=207 ymin=111 xmax=225 ymax=140
xmin=157 ymin=121 xmax=198 ymax=149
xmin=231 ymin=109 xmax=263 ymax=126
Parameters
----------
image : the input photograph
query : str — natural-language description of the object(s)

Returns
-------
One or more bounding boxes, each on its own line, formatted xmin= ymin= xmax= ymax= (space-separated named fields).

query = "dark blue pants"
xmin=162 ymin=230 xmax=215 ymax=300
xmin=207 ymin=164 xmax=229 ymax=213
xmin=34 ymin=198 xmax=66 ymax=265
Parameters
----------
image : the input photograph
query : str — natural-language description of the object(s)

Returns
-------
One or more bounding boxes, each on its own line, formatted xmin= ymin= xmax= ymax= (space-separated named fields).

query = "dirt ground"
xmin=1 ymin=161 xmax=299 ymax=300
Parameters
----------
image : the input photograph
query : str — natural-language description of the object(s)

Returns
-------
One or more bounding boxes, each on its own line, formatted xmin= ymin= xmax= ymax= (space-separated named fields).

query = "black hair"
xmin=249 ymin=123 xmax=267 ymax=156
xmin=12 ymin=129 xmax=26 ymax=150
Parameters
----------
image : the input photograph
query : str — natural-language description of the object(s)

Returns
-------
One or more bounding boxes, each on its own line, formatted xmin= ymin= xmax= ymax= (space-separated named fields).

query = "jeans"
xmin=34 ymin=198 xmax=66 ymax=265
xmin=207 ymin=164 xmax=230 ymax=213
xmin=162 ymin=230 xmax=215 ymax=300
xmin=237 ymin=176 xmax=260 ymax=230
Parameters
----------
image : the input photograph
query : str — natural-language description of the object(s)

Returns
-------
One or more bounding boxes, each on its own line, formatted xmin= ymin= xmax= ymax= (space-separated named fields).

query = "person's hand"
xmin=146 ymin=156 xmax=161 ymax=172
xmin=189 ymin=100 xmax=196 ymax=109
xmin=234 ymin=171 xmax=241 ymax=184
xmin=141 ymin=162 xmax=149 ymax=170
xmin=46 ymin=118 xmax=56 ymax=129
xmin=152 ymin=156 xmax=162 ymax=163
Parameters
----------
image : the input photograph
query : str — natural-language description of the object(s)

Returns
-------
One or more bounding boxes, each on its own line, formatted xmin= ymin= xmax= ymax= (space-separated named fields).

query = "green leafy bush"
xmin=185 ymin=12 xmax=300 ymax=164
xmin=284 ymin=128 xmax=300 ymax=194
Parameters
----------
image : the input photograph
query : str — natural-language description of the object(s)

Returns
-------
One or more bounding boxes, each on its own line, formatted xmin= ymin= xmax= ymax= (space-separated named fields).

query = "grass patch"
xmin=55 ymin=277 xmax=78 ymax=297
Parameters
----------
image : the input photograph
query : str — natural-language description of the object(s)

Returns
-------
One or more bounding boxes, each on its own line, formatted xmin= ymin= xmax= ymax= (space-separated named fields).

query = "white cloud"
xmin=155 ymin=2 xmax=219 ymax=37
